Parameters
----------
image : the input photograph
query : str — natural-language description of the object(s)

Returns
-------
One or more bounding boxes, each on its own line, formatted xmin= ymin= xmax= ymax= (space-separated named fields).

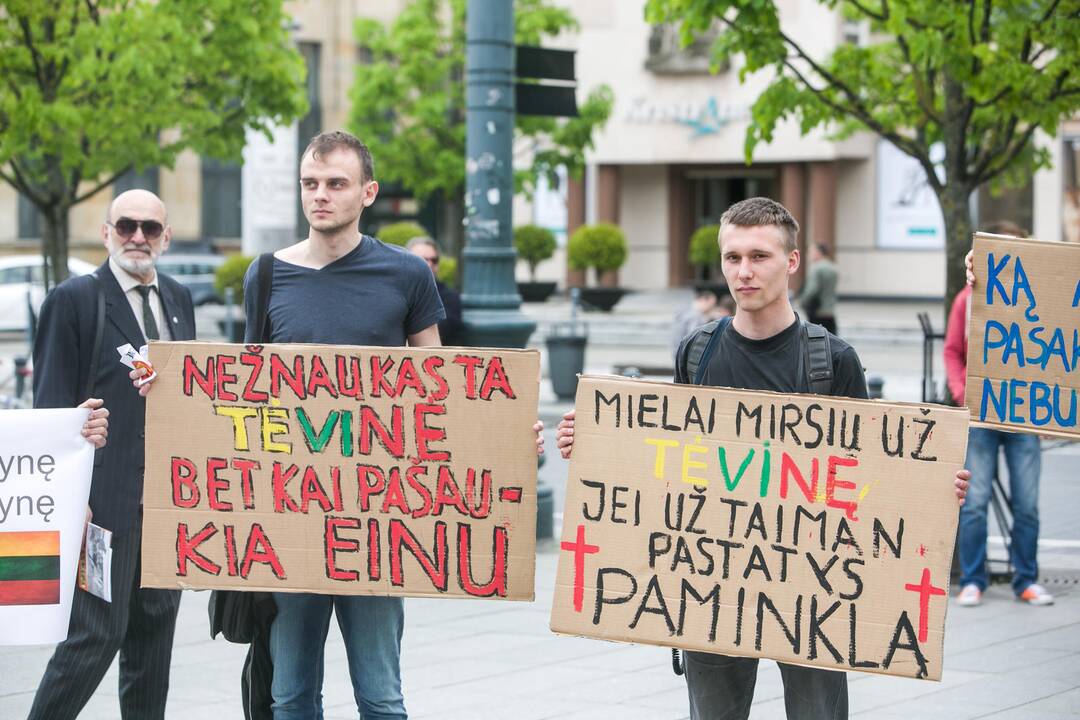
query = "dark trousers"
xmin=684 ymin=651 xmax=848 ymax=720
xmin=28 ymin=518 xmax=181 ymax=720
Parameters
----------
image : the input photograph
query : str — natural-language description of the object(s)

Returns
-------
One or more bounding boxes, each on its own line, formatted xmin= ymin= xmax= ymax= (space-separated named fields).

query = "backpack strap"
xmin=802 ymin=320 xmax=833 ymax=395
xmin=251 ymin=253 xmax=274 ymax=343
xmin=82 ymin=273 xmax=107 ymax=401
xmin=685 ymin=316 xmax=730 ymax=385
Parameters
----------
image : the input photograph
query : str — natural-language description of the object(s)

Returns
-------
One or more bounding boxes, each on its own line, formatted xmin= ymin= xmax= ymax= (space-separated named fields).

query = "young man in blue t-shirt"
xmin=239 ymin=131 xmax=445 ymax=720
xmin=556 ymin=197 xmax=971 ymax=720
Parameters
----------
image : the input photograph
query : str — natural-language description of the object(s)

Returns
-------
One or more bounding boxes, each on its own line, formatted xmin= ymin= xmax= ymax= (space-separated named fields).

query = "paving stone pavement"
xmin=1 ymin=293 xmax=1077 ymax=718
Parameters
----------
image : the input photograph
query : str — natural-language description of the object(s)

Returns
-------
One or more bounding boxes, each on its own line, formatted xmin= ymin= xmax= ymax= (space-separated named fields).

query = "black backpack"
xmin=670 ymin=315 xmax=832 ymax=677
xmin=682 ymin=316 xmax=833 ymax=393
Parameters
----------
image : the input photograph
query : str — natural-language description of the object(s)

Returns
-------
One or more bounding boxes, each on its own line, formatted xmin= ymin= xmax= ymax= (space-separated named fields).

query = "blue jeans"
xmin=959 ymin=428 xmax=1041 ymax=595
xmin=269 ymin=593 xmax=406 ymax=720
xmin=684 ymin=652 xmax=847 ymax=720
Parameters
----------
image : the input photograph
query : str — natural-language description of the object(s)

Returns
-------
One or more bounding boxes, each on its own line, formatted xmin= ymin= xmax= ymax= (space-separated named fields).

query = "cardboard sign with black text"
xmin=550 ymin=376 xmax=969 ymax=680
xmin=141 ymin=342 xmax=539 ymax=601
xmin=966 ymin=233 xmax=1080 ymax=438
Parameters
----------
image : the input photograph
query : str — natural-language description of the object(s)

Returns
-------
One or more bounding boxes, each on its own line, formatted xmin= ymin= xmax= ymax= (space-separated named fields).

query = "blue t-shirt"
xmin=242 ymin=236 xmax=445 ymax=346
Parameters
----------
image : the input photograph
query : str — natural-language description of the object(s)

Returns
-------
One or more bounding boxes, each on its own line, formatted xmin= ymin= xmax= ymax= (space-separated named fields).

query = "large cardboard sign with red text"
xmin=966 ymin=233 xmax=1080 ymax=439
xmin=551 ymin=376 xmax=969 ymax=680
xmin=141 ymin=342 xmax=539 ymax=600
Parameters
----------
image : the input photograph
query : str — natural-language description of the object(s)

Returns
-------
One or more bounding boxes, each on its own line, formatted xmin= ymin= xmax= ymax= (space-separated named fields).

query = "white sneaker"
xmin=956 ymin=584 xmax=982 ymax=606
xmin=1018 ymin=583 xmax=1054 ymax=606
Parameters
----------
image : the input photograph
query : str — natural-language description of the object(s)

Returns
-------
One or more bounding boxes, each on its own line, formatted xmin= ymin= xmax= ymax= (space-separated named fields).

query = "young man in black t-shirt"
xmin=556 ymin=197 xmax=970 ymax=720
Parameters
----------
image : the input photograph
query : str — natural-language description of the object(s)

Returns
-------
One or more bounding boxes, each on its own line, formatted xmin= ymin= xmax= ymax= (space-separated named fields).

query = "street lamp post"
xmin=460 ymin=0 xmax=535 ymax=348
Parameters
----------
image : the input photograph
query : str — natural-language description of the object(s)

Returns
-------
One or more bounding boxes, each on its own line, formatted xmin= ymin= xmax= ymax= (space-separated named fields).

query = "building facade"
xmin=0 ymin=0 xmax=1073 ymax=300
xmin=538 ymin=0 xmax=1071 ymax=299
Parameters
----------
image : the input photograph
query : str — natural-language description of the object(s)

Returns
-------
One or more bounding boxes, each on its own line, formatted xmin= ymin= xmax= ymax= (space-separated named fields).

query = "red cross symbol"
xmin=561 ymin=524 xmax=600 ymax=613
xmin=904 ymin=567 xmax=946 ymax=642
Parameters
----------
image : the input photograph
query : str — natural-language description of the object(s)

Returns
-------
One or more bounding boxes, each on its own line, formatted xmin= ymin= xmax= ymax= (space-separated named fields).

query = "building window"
xmin=114 ymin=166 xmax=160 ymax=196
xmin=201 ymin=158 xmax=242 ymax=239
xmin=976 ymin=180 xmax=1034 ymax=236
xmin=296 ymin=41 xmax=323 ymax=237
xmin=842 ymin=19 xmax=867 ymax=46
xmin=17 ymin=193 xmax=42 ymax=239
xmin=645 ymin=23 xmax=726 ymax=75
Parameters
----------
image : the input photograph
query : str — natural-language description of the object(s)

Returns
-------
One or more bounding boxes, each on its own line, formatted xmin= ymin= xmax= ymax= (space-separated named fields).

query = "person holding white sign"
xmin=557 ymin=197 xmax=971 ymax=720
xmin=29 ymin=189 xmax=196 ymax=720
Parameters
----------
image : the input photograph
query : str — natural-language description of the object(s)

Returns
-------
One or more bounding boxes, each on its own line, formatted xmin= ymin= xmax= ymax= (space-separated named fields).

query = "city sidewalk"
xmin=1 ymin=291 xmax=1076 ymax=718
xmin=1 ymin=513 xmax=1076 ymax=719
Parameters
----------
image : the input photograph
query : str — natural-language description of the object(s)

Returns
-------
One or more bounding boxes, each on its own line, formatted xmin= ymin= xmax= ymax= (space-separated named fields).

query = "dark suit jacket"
xmin=33 ymin=261 xmax=196 ymax=537
xmin=436 ymin=280 xmax=463 ymax=345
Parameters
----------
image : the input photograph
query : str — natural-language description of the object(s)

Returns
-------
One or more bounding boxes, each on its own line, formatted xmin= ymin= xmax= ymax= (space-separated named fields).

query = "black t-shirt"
xmin=674 ymin=316 xmax=869 ymax=400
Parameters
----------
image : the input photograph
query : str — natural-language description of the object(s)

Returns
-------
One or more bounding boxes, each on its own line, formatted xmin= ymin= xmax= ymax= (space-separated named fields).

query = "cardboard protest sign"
xmin=141 ymin=342 xmax=539 ymax=600
xmin=0 ymin=409 xmax=94 ymax=645
xmin=966 ymin=233 xmax=1080 ymax=438
xmin=551 ymin=376 xmax=969 ymax=681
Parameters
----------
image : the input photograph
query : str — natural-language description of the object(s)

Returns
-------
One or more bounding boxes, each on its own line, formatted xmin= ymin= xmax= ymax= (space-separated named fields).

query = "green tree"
xmin=646 ymin=0 xmax=1080 ymax=312
xmin=349 ymin=0 xmax=614 ymax=253
xmin=0 ymin=0 xmax=308 ymax=287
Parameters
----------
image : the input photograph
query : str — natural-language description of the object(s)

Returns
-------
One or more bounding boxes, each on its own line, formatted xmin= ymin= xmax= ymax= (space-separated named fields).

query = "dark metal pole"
xmin=460 ymin=0 xmax=535 ymax=348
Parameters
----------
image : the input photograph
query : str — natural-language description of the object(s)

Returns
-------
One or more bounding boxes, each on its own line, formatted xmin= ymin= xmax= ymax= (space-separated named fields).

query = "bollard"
xmin=13 ymin=356 xmax=29 ymax=401
xmin=224 ymin=286 xmax=235 ymax=342
xmin=546 ymin=288 xmax=588 ymax=400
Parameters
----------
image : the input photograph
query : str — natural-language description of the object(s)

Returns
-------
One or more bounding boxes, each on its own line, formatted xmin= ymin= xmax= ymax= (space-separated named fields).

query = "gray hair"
xmin=406 ymin=236 xmax=440 ymax=251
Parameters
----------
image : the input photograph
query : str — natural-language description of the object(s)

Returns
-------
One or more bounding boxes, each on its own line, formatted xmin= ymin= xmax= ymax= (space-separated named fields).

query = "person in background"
xmin=670 ymin=286 xmax=732 ymax=358
xmin=944 ymin=220 xmax=1053 ymax=607
xmin=796 ymin=242 xmax=838 ymax=334
xmin=407 ymin=236 xmax=464 ymax=345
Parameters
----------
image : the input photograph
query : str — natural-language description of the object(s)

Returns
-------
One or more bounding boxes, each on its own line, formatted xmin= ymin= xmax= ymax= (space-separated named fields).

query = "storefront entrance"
xmin=668 ymin=167 xmax=778 ymax=286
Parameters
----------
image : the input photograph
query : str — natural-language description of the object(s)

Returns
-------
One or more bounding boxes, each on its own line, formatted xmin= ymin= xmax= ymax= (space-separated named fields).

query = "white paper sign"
xmin=0 ymin=409 xmax=94 ymax=645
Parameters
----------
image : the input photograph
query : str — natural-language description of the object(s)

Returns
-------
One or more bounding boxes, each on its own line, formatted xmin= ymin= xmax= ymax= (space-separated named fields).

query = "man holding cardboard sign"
xmin=945 ymin=222 xmax=1068 ymax=608
xmin=243 ymin=131 xmax=443 ymax=720
xmin=556 ymin=198 xmax=971 ymax=720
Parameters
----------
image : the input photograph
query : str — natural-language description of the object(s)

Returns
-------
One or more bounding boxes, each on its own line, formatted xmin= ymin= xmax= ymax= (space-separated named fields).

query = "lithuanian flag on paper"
xmin=0 ymin=531 xmax=61 ymax=606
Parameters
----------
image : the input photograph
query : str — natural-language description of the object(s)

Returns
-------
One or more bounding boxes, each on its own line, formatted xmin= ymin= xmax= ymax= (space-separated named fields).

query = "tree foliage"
xmin=0 ymin=0 xmax=308 ymax=286
xmin=645 ymin=0 xmax=1080 ymax=311
xmin=348 ymin=0 xmax=614 ymax=210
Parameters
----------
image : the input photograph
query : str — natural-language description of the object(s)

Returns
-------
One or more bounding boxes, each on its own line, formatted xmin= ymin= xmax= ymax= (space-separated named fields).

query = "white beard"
xmin=111 ymin=248 xmax=156 ymax=278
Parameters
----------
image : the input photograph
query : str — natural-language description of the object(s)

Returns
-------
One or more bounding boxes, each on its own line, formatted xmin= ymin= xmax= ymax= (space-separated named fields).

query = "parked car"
xmin=155 ymin=253 xmax=226 ymax=306
xmin=0 ymin=255 xmax=97 ymax=333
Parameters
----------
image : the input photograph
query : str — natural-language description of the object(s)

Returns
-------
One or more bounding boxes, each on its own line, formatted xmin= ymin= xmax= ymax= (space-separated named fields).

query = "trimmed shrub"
xmin=378 ymin=221 xmax=427 ymax=246
xmin=567 ymin=223 xmax=627 ymax=274
xmin=214 ymin=254 xmax=254 ymax=306
xmin=689 ymin=224 xmax=720 ymax=268
xmin=514 ymin=224 xmax=557 ymax=280
xmin=437 ymin=256 xmax=458 ymax=287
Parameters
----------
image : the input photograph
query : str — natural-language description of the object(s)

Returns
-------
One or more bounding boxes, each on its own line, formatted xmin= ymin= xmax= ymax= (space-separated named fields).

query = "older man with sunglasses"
xmin=28 ymin=189 xmax=196 ymax=720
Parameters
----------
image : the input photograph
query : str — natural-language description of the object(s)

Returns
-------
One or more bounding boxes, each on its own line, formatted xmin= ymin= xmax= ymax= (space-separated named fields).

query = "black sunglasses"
xmin=108 ymin=217 xmax=164 ymax=240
